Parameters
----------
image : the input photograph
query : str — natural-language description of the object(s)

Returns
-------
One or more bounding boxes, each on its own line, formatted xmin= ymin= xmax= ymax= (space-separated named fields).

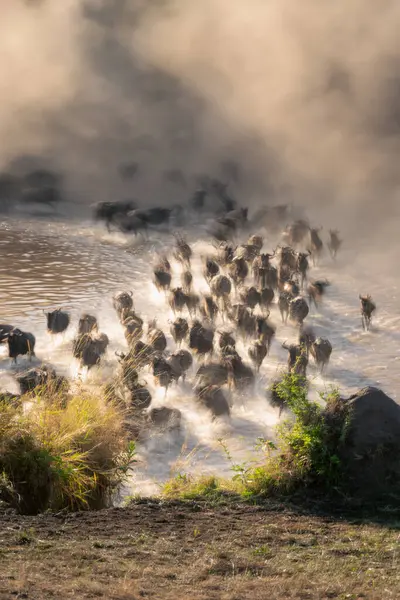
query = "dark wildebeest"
xmin=239 ymin=286 xmax=261 ymax=313
xmin=154 ymin=254 xmax=171 ymax=273
xmin=120 ymin=340 xmax=153 ymax=369
xmin=279 ymin=246 xmax=297 ymax=271
xmin=203 ymin=256 xmax=220 ymax=282
xmin=299 ymin=325 xmax=316 ymax=358
xmin=282 ymin=342 xmax=308 ymax=377
xmin=282 ymin=219 xmax=310 ymax=247
xmin=252 ymin=252 xmax=276 ymax=288
xmin=94 ymin=200 xmax=135 ymax=232
xmin=278 ymin=291 xmax=292 ymax=324
xmin=259 ymin=287 xmax=275 ymax=312
xmin=170 ymin=317 xmax=189 ymax=346
xmin=147 ymin=320 xmax=167 ymax=353
xmin=247 ymin=234 xmax=263 ymax=252
xmin=148 ymin=406 xmax=182 ymax=430
xmin=289 ymin=296 xmax=309 ymax=326
xmin=115 ymin=211 xmax=148 ymax=237
xmin=310 ymin=337 xmax=333 ymax=372
xmin=200 ymin=295 xmax=219 ymax=323
xmin=230 ymin=304 xmax=256 ymax=340
xmin=189 ymin=320 xmax=214 ymax=358
xmin=256 ymin=316 xmax=276 ymax=354
xmin=210 ymin=274 xmax=232 ymax=312
xmin=359 ymin=294 xmax=376 ymax=331
xmin=16 ymin=365 xmax=68 ymax=395
xmin=0 ymin=324 xmax=14 ymax=343
xmin=123 ymin=314 xmax=143 ymax=346
xmin=308 ymin=279 xmax=330 ymax=309
xmin=308 ymin=227 xmax=324 ymax=266
xmin=328 ymin=229 xmax=342 ymax=259
xmin=215 ymin=242 xmax=235 ymax=267
xmin=127 ymin=385 xmax=152 ymax=411
xmin=218 ymin=331 xmax=236 ymax=351
xmin=195 ymin=385 xmax=230 ymax=418
xmin=169 ymin=287 xmax=188 ymax=314
xmin=196 ymin=361 xmax=229 ymax=388
xmin=174 ymin=234 xmax=192 ymax=267
xmin=152 ymin=356 xmax=174 ymax=395
xmin=7 ymin=329 xmax=36 ymax=363
xmin=229 ymin=256 xmax=248 ymax=287
xmin=113 ymin=291 xmax=133 ymax=318
xmin=131 ymin=206 xmax=174 ymax=226
xmin=248 ymin=340 xmax=268 ymax=372
xmin=185 ymin=292 xmax=200 ymax=317
xmin=296 ymin=251 xmax=311 ymax=289
xmin=73 ymin=332 xmax=109 ymax=369
xmin=224 ymin=353 xmax=255 ymax=391
xmin=154 ymin=269 xmax=172 ymax=293
xmin=167 ymin=349 xmax=193 ymax=383
xmin=78 ymin=314 xmax=98 ymax=335
xmin=181 ymin=270 xmax=193 ymax=293
xmin=46 ymin=309 xmax=70 ymax=334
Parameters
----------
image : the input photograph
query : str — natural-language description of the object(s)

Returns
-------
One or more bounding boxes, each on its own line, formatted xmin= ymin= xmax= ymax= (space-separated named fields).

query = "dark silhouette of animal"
xmin=256 ymin=316 xmax=276 ymax=353
xmin=174 ymin=234 xmax=192 ymax=267
xmin=127 ymin=385 xmax=152 ymax=411
xmin=16 ymin=365 xmax=68 ymax=395
xmin=189 ymin=321 xmax=214 ymax=357
xmin=223 ymin=353 xmax=255 ymax=391
xmin=328 ymin=229 xmax=342 ymax=259
xmin=296 ymin=252 xmax=310 ymax=289
xmin=200 ymin=295 xmax=219 ymax=323
xmin=248 ymin=340 xmax=268 ymax=372
xmin=78 ymin=314 xmax=98 ymax=335
xmin=167 ymin=350 xmax=193 ymax=382
xmin=123 ymin=314 xmax=143 ymax=346
xmin=289 ymin=296 xmax=309 ymax=326
xmin=210 ymin=274 xmax=232 ymax=310
xmin=0 ymin=324 xmax=14 ymax=343
xmin=7 ymin=329 xmax=36 ymax=363
xmin=299 ymin=325 xmax=316 ymax=357
xmin=73 ymin=332 xmax=109 ymax=369
xmin=154 ymin=269 xmax=172 ymax=292
xmin=170 ymin=318 xmax=189 ymax=346
xmin=360 ymin=295 xmax=376 ymax=331
xmin=115 ymin=211 xmax=148 ymax=236
xmin=196 ymin=362 xmax=229 ymax=387
xmin=279 ymin=246 xmax=297 ymax=271
xmin=259 ymin=287 xmax=275 ymax=312
xmin=310 ymin=338 xmax=333 ymax=372
xmin=154 ymin=254 xmax=171 ymax=273
xmin=147 ymin=320 xmax=167 ymax=353
xmin=113 ymin=291 xmax=134 ymax=318
xmin=239 ymin=286 xmax=261 ymax=313
xmin=185 ymin=292 xmax=200 ymax=317
xmin=229 ymin=256 xmax=248 ymax=287
xmin=218 ymin=331 xmax=236 ymax=351
xmin=169 ymin=287 xmax=188 ymax=314
xmin=195 ymin=385 xmax=230 ymax=418
xmin=308 ymin=227 xmax=324 ymax=265
xmin=152 ymin=356 xmax=174 ymax=394
xmin=278 ymin=291 xmax=291 ymax=324
xmin=308 ymin=280 xmax=330 ymax=308
xmin=131 ymin=206 xmax=174 ymax=226
xmin=181 ymin=270 xmax=193 ymax=292
xmin=282 ymin=342 xmax=308 ymax=377
xmin=282 ymin=219 xmax=310 ymax=247
xmin=148 ymin=406 xmax=182 ymax=429
xmin=215 ymin=242 xmax=235 ymax=267
xmin=252 ymin=252 xmax=276 ymax=288
xmin=46 ymin=309 xmax=70 ymax=334
xmin=203 ymin=257 xmax=220 ymax=282
xmin=94 ymin=200 xmax=135 ymax=231
xmin=230 ymin=304 xmax=256 ymax=340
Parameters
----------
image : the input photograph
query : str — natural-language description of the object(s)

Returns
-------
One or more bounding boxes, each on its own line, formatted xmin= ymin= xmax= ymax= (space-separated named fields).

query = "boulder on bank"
xmin=338 ymin=386 xmax=400 ymax=498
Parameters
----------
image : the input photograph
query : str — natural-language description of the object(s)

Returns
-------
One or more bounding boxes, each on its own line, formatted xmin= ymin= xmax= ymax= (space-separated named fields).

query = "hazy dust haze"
xmin=1 ymin=0 xmax=400 ymax=231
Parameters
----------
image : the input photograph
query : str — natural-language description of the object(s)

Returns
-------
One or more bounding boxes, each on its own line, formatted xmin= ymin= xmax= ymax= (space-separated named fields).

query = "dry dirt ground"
xmin=0 ymin=501 xmax=399 ymax=600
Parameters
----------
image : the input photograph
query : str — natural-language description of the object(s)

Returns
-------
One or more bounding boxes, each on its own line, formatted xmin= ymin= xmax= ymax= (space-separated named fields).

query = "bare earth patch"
xmin=0 ymin=502 xmax=399 ymax=600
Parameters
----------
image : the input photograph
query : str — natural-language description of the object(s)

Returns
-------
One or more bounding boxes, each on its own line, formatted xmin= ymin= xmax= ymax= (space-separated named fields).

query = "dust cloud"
xmin=1 ymin=0 xmax=400 ymax=231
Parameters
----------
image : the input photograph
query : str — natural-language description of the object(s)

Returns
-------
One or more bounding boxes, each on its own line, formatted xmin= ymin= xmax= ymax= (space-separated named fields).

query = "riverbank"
xmin=1 ymin=500 xmax=399 ymax=600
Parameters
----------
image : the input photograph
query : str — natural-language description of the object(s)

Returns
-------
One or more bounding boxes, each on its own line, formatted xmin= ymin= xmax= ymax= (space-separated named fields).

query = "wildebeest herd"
xmin=0 ymin=184 xmax=378 ymax=433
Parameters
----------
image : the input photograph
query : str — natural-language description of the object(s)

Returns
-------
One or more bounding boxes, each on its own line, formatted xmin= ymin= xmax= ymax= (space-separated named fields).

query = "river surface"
xmin=0 ymin=215 xmax=399 ymax=496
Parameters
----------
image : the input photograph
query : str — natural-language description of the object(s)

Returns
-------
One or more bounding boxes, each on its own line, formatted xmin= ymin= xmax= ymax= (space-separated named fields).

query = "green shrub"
xmin=0 ymin=391 xmax=136 ymax=514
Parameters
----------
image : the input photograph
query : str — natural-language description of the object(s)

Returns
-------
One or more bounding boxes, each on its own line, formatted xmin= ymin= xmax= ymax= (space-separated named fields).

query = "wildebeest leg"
xmin=361 ymin=315 xmax=365 ymax=331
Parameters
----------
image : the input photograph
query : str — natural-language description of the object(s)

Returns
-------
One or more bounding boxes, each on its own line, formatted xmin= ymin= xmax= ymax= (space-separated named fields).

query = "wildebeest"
xmin=224 ymin=353 xmax=255 ymax=391
xmin=282 ymin=342 xmax=308 ymax=377
xmin=256 ymin=316 xmax=276 ymax=353
xmin=200 ymin=294 xmax=219 ymax=323
xmin=46 ymin=309 xmax=70 ymax=334
xmin=123 ymin=314 xmax=143 ymax=346
xmin=296 ymin=252 xmax=311 ymax=289
xmin=7 ymin=329 xmax=36 ymax=363
xmin=289 ymin=296 xmax=309 ymax=326
xmin=169 ymin=287 xmax=188 ymax=314
xmin=229 ymin=256 xmax=248 ymax=287
xmin=185 ymin=292 xmax=200 ymax=317
xmin=16 ymin=365 xmax=68 ymax=395
xmin=196 ymin=361 xmax=229 ymax=388
xmin=148 ymin=406 xmax=182 ymax=430
xmin=248 ymin=340 xmax=268 ymax=372
xmin=174 ymin=234 xmax=192 ymax=267
xmin=114 ymin=211 xmax=148 ymax=237
xmin=210 ymin=274 xmax=232 ymax=310
xmin=282 ymin=219 xmax=310 ymax=247
xmin=203 ymin=257 xmax=220 ymax=282
xmin=259 ymin=287 xmax=275 ymax=312
xmin=113 ymin=291 xmax=134 ymax=318
xmin=310 ymin=337 xmax=333 ymax=372
xmin=78 ymin=314 xmax=98 ymax=335
xmin=252 ymin=252 xmax=276 ymax=288
xmin=167 ymin=349 xmax=193 ymax=382
xmin=308 ymin=227 xmax=324 ymax=265
xmin=218 ymin=331 xmax=236 ymax=350
xmin=299 ymin=325 xmax=316 ymax=357
xmin=239 ymin=286 xmax=261 ymax=313
xmin=152 ymin=356 xmax=174 ymax=394
xmin=328 ymin=229 xmax=342 ymax=259
xmin=189 ymin=320 xmax=214 ymax=358
xmin=94 ymin=200 xmax=135 ymax=231
xmin=0 ymin=324 xmax=14 ymax=343
xmin=279 ymin=246 xmax=297 ymax=271
xmin=170 ymin=317 xmax=189 ymax=346
xmin=195 ymin=384 xmax=230 ymax=418
xmin=359 ymin=294 xmax=376 ymax=331
xmin=278 ymin=291 xmax=292 ymax=324
xmin=131 ymin=206 xmax=174 ymax=226
xmin=147 ymin=320 xmax=167 ymax=353
xmin=73 ymin=332 xmax=109 ymax=369
xmin=230 ymin=304 xmax=256 ymax=340
xmin=308 ymin=280 xmax=330 ymax=308
xmin=154 ymin=269 xmax=172 ymax=292
xmin=181 ymin=270 xmax=193 ymax=293
xmin=127 ymin=384 xmax=152 ymax=411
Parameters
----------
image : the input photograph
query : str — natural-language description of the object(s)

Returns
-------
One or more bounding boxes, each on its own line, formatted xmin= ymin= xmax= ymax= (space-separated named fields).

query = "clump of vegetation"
xmin=0 ymin=390 xmax=136 ymax=514
xmin=162 ymin=373 xmax=349 ymax=502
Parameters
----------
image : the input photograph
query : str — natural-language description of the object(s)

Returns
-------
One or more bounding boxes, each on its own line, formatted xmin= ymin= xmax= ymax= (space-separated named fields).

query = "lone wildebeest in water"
xmin=359 ymin=294 xmax=376 ymax=331
xmin=7 ymin=329 xmax=36 ymax=363
xmin=46 ymin=309 xmax=70 ymax=334
xmin=310 ymin=337 xmax=333 ymax=372
xmin=328 ymin=229 xmax=342 ymax=259
xmin=94 ymin=200 xmax=136 ymax=232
